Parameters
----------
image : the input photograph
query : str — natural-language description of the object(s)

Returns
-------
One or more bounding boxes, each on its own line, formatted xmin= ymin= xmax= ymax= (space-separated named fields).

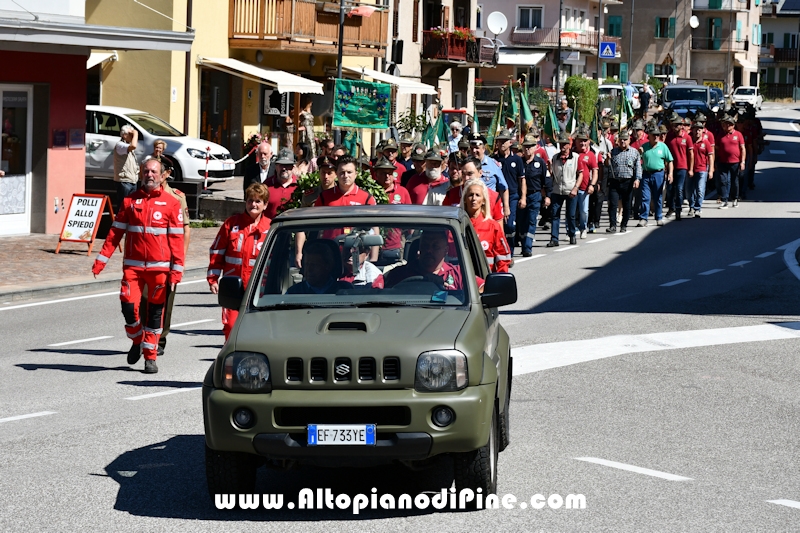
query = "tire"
xmin=498 ymin=359 xmax=512 ymax=452
xmin=166 ymin=157 xmax=183 ymax=182
xmin=205 ymin=444 xmax=257 ymax=499
xmin=453 ymin=404 xmax=498 ymax=501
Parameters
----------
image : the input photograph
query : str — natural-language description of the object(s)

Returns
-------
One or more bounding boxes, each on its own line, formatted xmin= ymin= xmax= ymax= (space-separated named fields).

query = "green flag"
xmin=543 ymin=102 xmax=559 ymax=141
xmin=486 ymin=89 xmax=504 ymax=148
xmin=422 ymin=109 xmax=447 ymax=149
xmin=589 ymin=108 xmax=599 ymax=145
xmin=342 ymin=129 xmax=360 ymax=157
xmin=472 ymin=106 xmax=480 ymax=136
xmin=503 ymin=81 xmax=518 ymax=124
xmin=519 ymin=84 xmax=534 ymax=133
xmin=333 ymin=79 xmax=391 ymax=129
xmin=569 ymin=105 xmax=579 ymax=134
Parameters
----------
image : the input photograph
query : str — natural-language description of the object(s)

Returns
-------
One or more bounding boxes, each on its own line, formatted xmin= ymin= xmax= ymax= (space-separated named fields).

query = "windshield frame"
xmin=126 ymin=113 xmax=183 ymax=137
xmin=247 ymin=219 xmax=475 ymax=311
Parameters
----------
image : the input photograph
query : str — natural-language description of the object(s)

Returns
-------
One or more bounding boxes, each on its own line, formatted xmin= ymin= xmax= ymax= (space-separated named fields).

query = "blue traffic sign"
xmin=600 ymin=42 xmax=617 ymax=59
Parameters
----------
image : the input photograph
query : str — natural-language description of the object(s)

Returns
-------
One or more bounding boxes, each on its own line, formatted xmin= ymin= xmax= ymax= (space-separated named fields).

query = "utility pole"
xmin=597 ymin=0 xmax=603 ymax=80
xmin=628 ymin=0 xmax=635 ymax=82
xmin=334 ymin=0 xmax=346 ymax=144
xmin=555 ymin=0 xmax=563 ymax=101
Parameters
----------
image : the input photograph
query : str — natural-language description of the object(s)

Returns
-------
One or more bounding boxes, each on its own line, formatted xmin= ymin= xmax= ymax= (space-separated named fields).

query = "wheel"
xmin=453 ymin=403 xmax=498 ymax=500
xmin=498 ymin=358 xmax=512 ymax=452
xmin=165 ymin=157 xmax=183 ymax=182
xmin=205 ymin=444 xmax=257 ymax=498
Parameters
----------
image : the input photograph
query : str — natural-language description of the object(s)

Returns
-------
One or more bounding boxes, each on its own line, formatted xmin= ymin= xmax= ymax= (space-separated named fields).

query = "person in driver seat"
xmin=382 ymin=230 xmax=469 ymax=291
xmin=286 ymin=240 xmax=353 ymax=294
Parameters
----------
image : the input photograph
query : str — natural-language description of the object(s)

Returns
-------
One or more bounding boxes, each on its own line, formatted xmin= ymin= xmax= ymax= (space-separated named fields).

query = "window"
xmin=605 ymin=62 xmax=620 ymax=79
xmin=518 ymin=6 xmax=543 ymax=30
xmin=785 ymin=33 xmax=798 ymax=49
xmin=655 ymin=17 xmax=675 ymax=39
xmin=645 ymin=63 xmax=654 ymax=76
xmin=515 ymin=65 xmax=541 ymax=87
xmin=763 ymin=32 xmax=773 ymax=45
xmin=607 ymin=15 xmax=622 ymax=37
xmin=476 ymin=4 xmax=482 ymax=29
xmin=456 ymin=6 xmax=465 ymax=27
xmin=579 ymin=10 xmax=586 ymax=30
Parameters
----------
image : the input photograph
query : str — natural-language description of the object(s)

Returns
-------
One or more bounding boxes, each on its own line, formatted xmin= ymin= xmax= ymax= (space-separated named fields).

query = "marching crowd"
xmin=91 ymin=93 xmax=764 ymax=372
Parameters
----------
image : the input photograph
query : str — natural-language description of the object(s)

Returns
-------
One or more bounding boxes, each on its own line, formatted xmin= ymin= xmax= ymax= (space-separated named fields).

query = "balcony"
xmin=421 ymin=32 xmax=496 ymax=65
xmin=760 ymin=44 xmax=775 ymax=59
xmin=691 ymin=36 xmax=749 ymax=51
xmin=693 ymin=0 xmax=750 ymax=11
xmin=774 ymin=47 xmax=799 ymax=62
xmin=229 ymin=0 xmax=388 ymax=57
xmin=508 ymin=27 xmax=620 ymax=53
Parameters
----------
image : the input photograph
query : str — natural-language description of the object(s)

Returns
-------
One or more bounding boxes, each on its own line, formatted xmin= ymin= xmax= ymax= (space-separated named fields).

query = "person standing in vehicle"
xmin=114 ymin=125 xmax=139 ymax=211
xmin=208 ymin=183 xmax=271 ymax=340
xmin=92 ymin=159 xmax=185 ymax=374
xmin=461 ymin=179 xmax=511 ymax=273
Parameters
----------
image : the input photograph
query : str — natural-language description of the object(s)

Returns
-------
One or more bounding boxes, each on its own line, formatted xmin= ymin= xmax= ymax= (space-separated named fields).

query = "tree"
xmin=563 ymin=76 xmax=599 ymax=129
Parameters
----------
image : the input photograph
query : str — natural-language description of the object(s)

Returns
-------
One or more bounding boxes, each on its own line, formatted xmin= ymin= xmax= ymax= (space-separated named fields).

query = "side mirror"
xmin=481 ymin=273 xmax=517 ymax=308
xmin=218 ymin=276 xmax=244 ymax=310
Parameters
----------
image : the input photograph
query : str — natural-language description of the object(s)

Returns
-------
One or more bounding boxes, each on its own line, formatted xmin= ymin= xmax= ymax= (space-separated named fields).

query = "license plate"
xmin=307 ymin=424 xmax=376 ymax=446
xmin=223 ymin=162 xmax=235 ymax=170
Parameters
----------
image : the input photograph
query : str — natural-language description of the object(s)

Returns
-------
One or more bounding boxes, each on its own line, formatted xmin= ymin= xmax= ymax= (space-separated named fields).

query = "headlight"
xmin=186 ymin=148 xmax=208 ymax=159
xmin=415 ymin=350 xmax=468 ymax=392
xmin=222 ymin=352 xmax=271 ymax=393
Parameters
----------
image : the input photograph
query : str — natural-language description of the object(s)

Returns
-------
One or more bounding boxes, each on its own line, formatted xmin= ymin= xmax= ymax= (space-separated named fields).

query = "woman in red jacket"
xmin=208 ymin=183 xmax=271 ymax=340
xmin=460 ymin=178 xmax=511 ymax=273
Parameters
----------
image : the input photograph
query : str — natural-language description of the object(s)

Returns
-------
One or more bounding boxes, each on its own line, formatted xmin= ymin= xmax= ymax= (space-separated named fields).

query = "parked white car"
xmin=85 ymin=105 xmax=235 ymax=182
xmin=730 ymin=86 xmax=762 ymax=110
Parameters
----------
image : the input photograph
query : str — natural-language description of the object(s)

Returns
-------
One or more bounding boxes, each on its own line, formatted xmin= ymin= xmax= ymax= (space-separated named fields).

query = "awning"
xmin=87 ymin=51 xmax=117 ymax=69
xmin=496 ymin=50 xmax=547 ymax=66
xmin=342 ymin=66 xmax=438 ymax=95
xmin=0 ymin=19 xmax=194 ymax=51
xmin=198 ymin=57 xmax=324 ymax=94
xmin=735 ymin=57 xmax=757 ymax=71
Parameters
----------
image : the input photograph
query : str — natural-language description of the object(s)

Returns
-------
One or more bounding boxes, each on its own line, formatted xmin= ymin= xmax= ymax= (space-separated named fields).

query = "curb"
xmin=782 ymin=238 xmax=800 ymax=283
xmin=0 ymin=266 xmax=208 ymax=303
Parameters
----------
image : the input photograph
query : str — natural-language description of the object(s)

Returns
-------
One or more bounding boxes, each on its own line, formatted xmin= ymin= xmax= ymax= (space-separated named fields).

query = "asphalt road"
xmin=1 ymin=103 xmax=799 ymax=531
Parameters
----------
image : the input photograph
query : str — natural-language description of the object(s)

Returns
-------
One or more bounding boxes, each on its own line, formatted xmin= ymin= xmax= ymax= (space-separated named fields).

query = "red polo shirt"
xmin=693 ymin=138 xmax=711 ymax=172
xmin=315 ymin=184 xmax=377 ymax=207
xmin=443 ymin=185 xmax=503 ymax=221
xmin=574 ymin=149 xmax=598 ymax=190
xmin=265 ymin=176 xmax=298 ymax=219
xmin=716 ymin=130 xmax=744 ymax=164
xmin=666 ymin=131 xmax=694 ymax=170
xmin=384 ymin=184 xmax=411 ymax=250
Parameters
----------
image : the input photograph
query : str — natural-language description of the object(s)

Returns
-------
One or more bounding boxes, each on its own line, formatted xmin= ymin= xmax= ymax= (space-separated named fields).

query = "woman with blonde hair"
xmin=460 ymin=178 xmax=511 ymax=273
xmin=207 ymin=183 xmax=271 ymax=339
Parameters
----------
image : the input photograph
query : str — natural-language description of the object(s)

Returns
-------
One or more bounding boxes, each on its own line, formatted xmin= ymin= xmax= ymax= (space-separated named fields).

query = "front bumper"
xmin=203 ymin=385 xmax=496 ymax=461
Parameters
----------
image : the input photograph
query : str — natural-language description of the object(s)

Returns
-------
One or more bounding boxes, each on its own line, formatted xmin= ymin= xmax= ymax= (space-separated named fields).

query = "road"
xmin=1 ymin=103 xmax=799 ymax=531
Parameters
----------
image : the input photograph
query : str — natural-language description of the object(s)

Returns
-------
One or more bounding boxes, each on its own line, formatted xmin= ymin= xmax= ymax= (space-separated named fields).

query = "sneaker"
xmin=522 ymin=250 xmax=533 ymax=257
xmin=687 ymin=209 xmax=694 ymax=217
xmin=733 ymin=199 xmax=739 ymax=207
xmin=569 ymin=235 xmax=577 ymax=245
xmin=694 ymin=211 xmax=701 ymax=218
xmin=127 ymin=343 xmax=142 ymax=365
xmin=580 ymin=229 xmax=587 ymax=239
xmin=546 ymin=240 xmax=559 ymax=247
xmin=620 ymin=227 xmax=628 ymax=233
xmin=542 ymin=223 xmax=551 ymax=231
xmin=157 ymin=345 xmax=165 ymax=357
xmin=666 ymin=209 xmax=675 ymax=218
xmin=637 ymin=220 xmax=648 ymax=227
xmin=606 ymin=227 xmax=617 ymax=233
xmin=720 ymin=202 xmax=729 ymax=209
xmin=656 ymin=220 xmax=664 ymax=226
xmin=144 ymin=359 xmax=158 ymax=374
xmin=587 ymin=226 xmax=595 ymax=234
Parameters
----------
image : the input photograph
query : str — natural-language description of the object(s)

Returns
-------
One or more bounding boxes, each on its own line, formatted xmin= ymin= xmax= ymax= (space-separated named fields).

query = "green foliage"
xmin=563 ymin=76 xmax=599 ymax=127
xmin=396 ymin=108 xmax=427 ymax=135
xmin=646 ymin=76 xmax=663 ymax=92
xmin=527 ymin=86 xmax=551 ymax=115
xmin=190 ymin=219 xmax=221 ymax=228
xmin=279 ymin=170 xmax=389 ymax=213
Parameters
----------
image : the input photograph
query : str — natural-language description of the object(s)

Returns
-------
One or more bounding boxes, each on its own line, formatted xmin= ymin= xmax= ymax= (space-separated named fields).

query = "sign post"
xmin=55 ymin=194 xmax=115 ymax=256
xmin=599 ymin=42 xmax=617 ymax=60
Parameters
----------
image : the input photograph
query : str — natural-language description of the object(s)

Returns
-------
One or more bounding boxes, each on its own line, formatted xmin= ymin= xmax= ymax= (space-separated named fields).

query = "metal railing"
xmin=692 ymin=0 xmax=750 ymax=10
xmin=690 ymin=36 xmax=748 ymax=51
xmin=509 ymin=26 xmax=620 ymax=51
xmin=774 ymin=47 xmax=799 ymax=62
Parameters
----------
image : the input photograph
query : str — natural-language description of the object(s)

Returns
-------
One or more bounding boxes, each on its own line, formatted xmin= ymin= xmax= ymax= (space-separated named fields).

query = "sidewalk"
xmin=0 ymin=227 xmax=220 ymax=302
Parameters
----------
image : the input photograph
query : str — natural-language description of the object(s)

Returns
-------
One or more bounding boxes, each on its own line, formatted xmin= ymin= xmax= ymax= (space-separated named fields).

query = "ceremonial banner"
xmin=333 ymin=79 xmax=391 ymax=129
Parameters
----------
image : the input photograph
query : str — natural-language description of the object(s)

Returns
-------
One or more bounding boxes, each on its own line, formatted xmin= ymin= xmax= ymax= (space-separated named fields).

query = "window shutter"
xmin=755 ymin=0 xmax=760 ymax=6
xmin=779 ymin=68 xmax=787 ymax=84
xmin=736 ymin=21 xmax=741 ymax=42
xmin=413 ymin=0 xmax=419 ymax=43
xmin=620 ymin=63 xmax=628 ymax=83
xmin=655 ymin=17 xmax=660 ymax=38
xmin=669 ymin=17 xmax=675 ymax=39
xmin=645 ymin=63 xmax=654 ymax=76
xmin=758 ymin=24 xmax=762 ymax=46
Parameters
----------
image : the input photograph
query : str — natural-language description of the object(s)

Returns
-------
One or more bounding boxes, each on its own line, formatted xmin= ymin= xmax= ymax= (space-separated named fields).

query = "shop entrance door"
xmin=0 ymin=85 xmax=32 ymax=235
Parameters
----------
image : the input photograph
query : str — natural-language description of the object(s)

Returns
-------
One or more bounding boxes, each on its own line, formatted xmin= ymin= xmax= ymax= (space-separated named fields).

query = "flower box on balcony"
xmin=422 ymin=30 xmax=468 ymax=61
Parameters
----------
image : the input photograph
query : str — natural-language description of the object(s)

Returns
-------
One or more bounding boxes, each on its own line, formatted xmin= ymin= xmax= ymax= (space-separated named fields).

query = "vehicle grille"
xmin=358 ymin=357 xmax=376 ymax=381
xmin=382 ymin=357 xmax=400 ymax=381
xmin=334 ymin=357 xmax=352 ymax=381
xmin=286 ymin=358 xmax=303 ymax=381
xmin=310 ymin=358 xmax=327 ymax=381
xmin=275 ymin=406 xmax=411 ymax=426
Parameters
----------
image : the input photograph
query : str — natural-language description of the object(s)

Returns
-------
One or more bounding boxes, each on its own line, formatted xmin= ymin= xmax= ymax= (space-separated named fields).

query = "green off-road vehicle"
xmin=203 ymin=205 xmax=516 ymax=501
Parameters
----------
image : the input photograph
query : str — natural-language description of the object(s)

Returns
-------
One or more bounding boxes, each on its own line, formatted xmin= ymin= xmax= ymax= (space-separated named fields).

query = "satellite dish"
xmin=689 ymin=16 xmax=699 ymax=29
xmin=487 ymin=11 xmax=508 ymax=36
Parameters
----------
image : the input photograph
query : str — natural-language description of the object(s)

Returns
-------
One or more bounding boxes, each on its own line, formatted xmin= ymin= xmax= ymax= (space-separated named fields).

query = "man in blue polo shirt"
xmin=469 ymin=132 xmax=509 ymax=219
xmin=493 ymin=128 xmax=524 ymax=251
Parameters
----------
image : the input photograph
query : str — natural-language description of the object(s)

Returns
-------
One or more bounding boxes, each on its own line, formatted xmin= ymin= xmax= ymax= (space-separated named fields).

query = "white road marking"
xmin=767 ymin=499 xmax=800 ymax=510
xmin=511 ymin=322 xmax=800 ymax=375
xmin=587 ymin=238 xmax=607 ymax=244
xmin=554 ymin=245 xmax=578 ymax=252
xmin=660 ymin=279 xmax=690 ymax=287
xmin=124 ymin=388 xmax=201 ymax=401
xmin=755 ymin=252 xmax=776 ymax=258
xmin=729 ymin=260 xmax=751 ymax=267
xmin=770 ymin=150 xmax=786 ymax=155
xmin=699 ymin=269 xmax=724 ymax=276
xmin=0 ymin=278 xmax=206 ymax=312
xmin=575 ymin=457 xmax=692 ymax=482
xmin=782 ymin=238 xmax=800 ymax=282
xmin=0 ymin=411 xmax=57 ymax=424
xmin=514 ymin=254 xmax=546 ymax=263
xmin=48 ymin=336 xmax=113 ymax=347
xmin=171 ymin=319 xmax=216 ymax=328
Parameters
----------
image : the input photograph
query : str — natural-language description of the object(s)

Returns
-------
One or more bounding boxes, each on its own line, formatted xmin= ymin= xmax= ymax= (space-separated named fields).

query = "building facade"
xmin=759 ymin=0 xmax=800 ymax=99
xmin=606 ymin=0 xmax=761 ymax=90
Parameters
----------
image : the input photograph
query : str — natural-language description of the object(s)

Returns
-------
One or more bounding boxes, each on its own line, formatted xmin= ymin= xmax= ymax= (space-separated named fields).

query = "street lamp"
xmin=335 ymin=0 xmax=346 ymax=144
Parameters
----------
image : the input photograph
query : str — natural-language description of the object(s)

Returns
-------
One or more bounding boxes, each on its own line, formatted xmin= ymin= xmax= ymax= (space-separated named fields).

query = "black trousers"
xmin=140 ymin=283 xmax=175 ymax=350
xmin=607 ymin=178 xmax=634 ymax=229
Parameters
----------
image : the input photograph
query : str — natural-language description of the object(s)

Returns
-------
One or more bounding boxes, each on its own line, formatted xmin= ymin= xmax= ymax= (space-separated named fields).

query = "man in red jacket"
xmin=92 ymin=158 xmax=185 ymax=374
